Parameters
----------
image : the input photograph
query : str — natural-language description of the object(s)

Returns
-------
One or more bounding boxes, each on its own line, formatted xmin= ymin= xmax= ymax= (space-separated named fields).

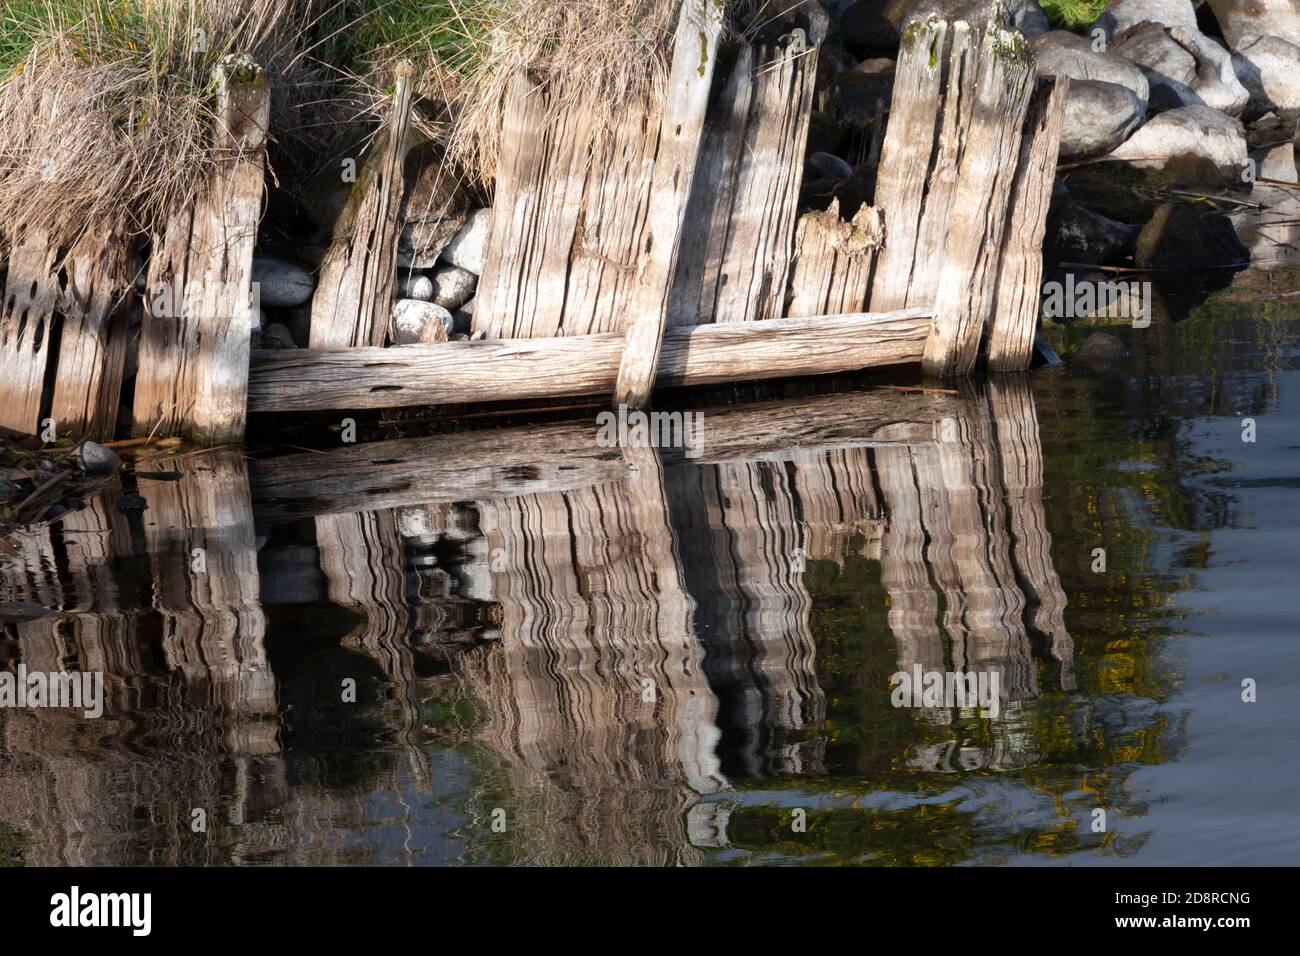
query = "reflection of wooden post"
xmin=311 ymin=62 xmax=417 ymax=349
xmin=141 ymin=451 xmax=279 ymax=754
xmin=133 ymin=58 xmax=270 ymax=442
xmin=988 ymin=77 xmax=1070 ymax=371
xmin=989 ymin=376 xmax=1074 ymax=689
xmin=876 ymin=445 xmax=948 ymax=692
xmin=932 ymin=405 xmax=1037 ymax=701
xmin=314 ymin=509 xmax=426 ymax=765
xmin=668 ymin=459 xmax=825 ymax=776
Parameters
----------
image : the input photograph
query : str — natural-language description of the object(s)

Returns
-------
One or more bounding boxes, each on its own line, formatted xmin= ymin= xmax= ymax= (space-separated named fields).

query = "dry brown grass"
xmin=0 ymin=1 xmax=322 ymax=257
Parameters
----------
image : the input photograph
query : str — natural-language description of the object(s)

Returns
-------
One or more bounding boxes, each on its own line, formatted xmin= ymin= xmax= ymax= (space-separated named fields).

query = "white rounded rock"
xmin=398 ymin=274 xmax=435 ymax=301
xmin=440 ymin=208 xmax=492 ymax=274
xmin=391 ymin=299 xmax=454 ymax=344
xmin=431 ymin=265 xmax=477 ymax=309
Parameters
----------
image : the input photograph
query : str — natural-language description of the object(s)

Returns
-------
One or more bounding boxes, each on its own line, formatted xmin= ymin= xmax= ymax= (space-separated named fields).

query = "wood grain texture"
xmin=989 ymin=375 xmax=1074 ymax=689
xmin=248 ymin=387 xmax=960 ymax=523
xmin=921 ymin=30 xmax=1036 ymax=377
xmin=48 ymin=222 xmax=140 ymax=440
xmin=614 ymin=0 xmax=724 ymax=407
xmin=785 ymin=200 xmax=883 ymax=317
xmin=132 ymin=60 xmax=270 ymax=442
xmin=250 ymin=309 xmax=932 ymax=412
xmin=0 ymin=229 xmax=61 ymax=436
xmin=987 ymin=76 xmax=1069 ymax=372
xmin=311 ymin=62 xmax=417 ymax=350
xmin=667 ymin=6 xmax=828 ymax=326
xmin=868 ymin=18 xmax=949 ymax=313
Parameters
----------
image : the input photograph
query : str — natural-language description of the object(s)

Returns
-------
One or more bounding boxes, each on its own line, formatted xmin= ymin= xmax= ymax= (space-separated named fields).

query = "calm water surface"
xmin=2 ymin=268 xmax=1297 ymax=866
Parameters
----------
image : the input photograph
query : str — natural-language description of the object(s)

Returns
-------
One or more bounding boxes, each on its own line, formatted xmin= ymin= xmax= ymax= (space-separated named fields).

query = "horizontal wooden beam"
xmin=248 ymin=309 xmax=932 ymax=412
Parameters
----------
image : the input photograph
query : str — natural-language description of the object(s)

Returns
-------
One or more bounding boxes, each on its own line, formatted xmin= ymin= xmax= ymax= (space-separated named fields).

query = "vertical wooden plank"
xmin=706 ymin=26 xmax=823 ymax=324
xmin=561 ymin=105 xmax=661 ymax=336
xmin=784 ymin=200 xmax=884 ymax=317
xmin=867 ymin=18 xmax=949 ymax=313
xmin=0 ymin=229 xmax=60 ymax=436
xmin=48 ymin=222 xmax=140 ymax=440
xmin=666 ymin=44 xmax=754 ymax=327
xmin=922 ymin=30 xmax=1036 ymax=377
xmin=311 ymin=62 xmax=417 ymax=349
xmin=613 ymin=0 xmax=725 ymax=407
xmin=988 ymin=76 xmax=1069 ymax=371
xmin=904 ymin=23 xmax=976 ymax=310
xmin=133 ymin=57 xmax=270 ymax=442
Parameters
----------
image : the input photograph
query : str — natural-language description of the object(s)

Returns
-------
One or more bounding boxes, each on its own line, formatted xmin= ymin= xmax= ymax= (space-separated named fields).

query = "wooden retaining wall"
xmin=0 ymin=10 xmax=1067 ymax=444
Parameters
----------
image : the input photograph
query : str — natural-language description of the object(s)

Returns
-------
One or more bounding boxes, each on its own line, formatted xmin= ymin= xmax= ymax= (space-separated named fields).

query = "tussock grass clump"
xmin=327 ymin=0 xmax=684 ymax=184
xmin=1038 ymin=0 xmax=1106 ymax=30
xmin=0 ymin=0 xmax=316 ymax=255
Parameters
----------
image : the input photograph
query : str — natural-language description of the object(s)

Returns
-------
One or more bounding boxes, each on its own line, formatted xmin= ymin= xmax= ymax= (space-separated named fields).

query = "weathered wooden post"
xmin=987 ymin=76 xmax=1069 ymax=371
xmin=133 ymin=56 xmax=270 ymax=443
xmin=919 ymin=27 xmax=1036 ymax=378
xmin=0 ymin=221 xmax=140 ymax=441
xmin=613 ymin=0 xmax=725 ymax=407
xmin=0 ymin=229 xmax=62 ymax=437
xmin=666 ymin=4 xmax=829 ymax=327
xmin=867 ymin=17 xmax=951 ymax=314
xmin=785 ymin=199 xmax=884 ymax=317
xmin=310 ymin=61 xmax=418 ymax=349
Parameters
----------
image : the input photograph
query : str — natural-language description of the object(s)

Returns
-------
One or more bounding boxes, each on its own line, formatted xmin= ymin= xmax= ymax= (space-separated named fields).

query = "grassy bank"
xmin=0 ymin=1 xmax=687 ymax=250
xmin=0 ymin=0 xmax=315 ymax=252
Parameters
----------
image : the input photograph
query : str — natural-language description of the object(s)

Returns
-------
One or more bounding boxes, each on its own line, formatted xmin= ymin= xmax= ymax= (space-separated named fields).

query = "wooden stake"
xmin=613 ymin=0 xmax=724 ymax=408
xmin=132 ymin=56 xmax=270 ymax=443
xmin=988 ymin=76 xmax=1069 ymax=372
xmin=310 ymin=62 xmax=417 ymax=349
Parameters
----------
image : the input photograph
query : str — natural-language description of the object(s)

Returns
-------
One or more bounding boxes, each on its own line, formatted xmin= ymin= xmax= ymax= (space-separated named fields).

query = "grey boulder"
xmin=1111 ymin=21 xmax=1198 ymax=108
xmin=252 ymin=257 xmax=315 ymax=308
xmin=1048 ymin=195 xmax=1142 ymax=265
xmin=1091 ymin=0 xmax=1199 ymax=41
xmin=440 ymin=208 xmax=492 ymax=275
xmin=391 ymin=300 xmax=454 ymax=345
xmin=398 ymin=273 xmax=435 ymax=301
xmin=1207 ymin=0 xmax=1300 ymax=50
xmin=1032 ymin=31 xmax=1149 ymax=104
xmin=1231 ymin=35 xmax=1300 ymax=112
xmin=1134 ymin=202 xmax=1250 ymax=269
xmin=76 ymin=440 xmax=121 ymax=476
xmin=1059 ymin=79 xmax=1147 ymax=160
xmin=1107 ymin=105 xmax=1248 ymax=177
xmin=431 ymin=265 xmax=478 ymax=310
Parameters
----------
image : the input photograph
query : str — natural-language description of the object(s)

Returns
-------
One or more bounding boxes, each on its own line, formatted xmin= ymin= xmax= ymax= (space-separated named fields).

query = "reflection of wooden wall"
xmin=0 ymin=458 xmax=288 ymax=864
xmin=668 ymin=459 xmax=828 ymax=776
xmin=453 ymin=450 xmax=724 ymax=863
